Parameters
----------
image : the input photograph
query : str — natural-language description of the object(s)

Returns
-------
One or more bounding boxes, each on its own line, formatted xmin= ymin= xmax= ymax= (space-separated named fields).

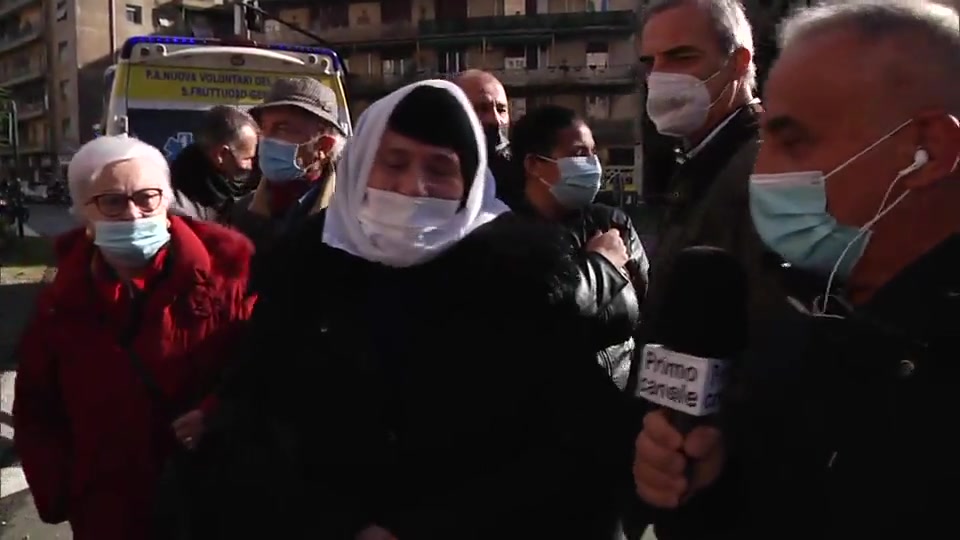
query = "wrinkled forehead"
xmin=92 ymin=158 xmax=168 ymax=193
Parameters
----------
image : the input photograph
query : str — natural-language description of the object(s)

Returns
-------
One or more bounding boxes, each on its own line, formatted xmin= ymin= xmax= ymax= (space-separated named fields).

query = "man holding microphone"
xmin=633 ymin=1 xmax=960 ymax=538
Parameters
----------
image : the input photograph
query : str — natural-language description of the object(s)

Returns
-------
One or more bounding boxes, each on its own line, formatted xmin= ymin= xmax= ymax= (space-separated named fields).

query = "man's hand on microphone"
xmin=586 ymin=230 xmax=629 ymax=268
xmin=633 ymin=410 xmax=725 ymax=508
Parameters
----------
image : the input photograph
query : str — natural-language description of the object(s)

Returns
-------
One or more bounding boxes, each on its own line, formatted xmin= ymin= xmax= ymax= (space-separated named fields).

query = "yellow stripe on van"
xmin=124 ymin=65 xmax=344 ymax=107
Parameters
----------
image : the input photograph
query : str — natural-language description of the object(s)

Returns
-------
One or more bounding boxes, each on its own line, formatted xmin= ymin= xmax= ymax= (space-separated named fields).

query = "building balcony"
xmin=0 ymin=0 xmax=40 ymax=19
xmin=309 ymin=22 xmax=419 ymax=49
xmin=0 ymin=23 xmax=42 ymax=55
xmin=16 ymin=98 xmax=44 ymax=120
xmin=0 ymin=64 xmax=43 ymax=87
xmin=347 ymin=71 xmax=424 ymax=98
xmin=490 ymin=64 xmax=636 ymax=90
xmin=587 ymin=118 xmax=634 ymax=145
xmin=418 ymin=10 xmax=635 ymax=41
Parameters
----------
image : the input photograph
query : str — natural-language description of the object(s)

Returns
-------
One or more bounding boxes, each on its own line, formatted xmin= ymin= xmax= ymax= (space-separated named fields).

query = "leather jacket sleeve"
xmin=574 ymin=213 xmax=646 ymax=350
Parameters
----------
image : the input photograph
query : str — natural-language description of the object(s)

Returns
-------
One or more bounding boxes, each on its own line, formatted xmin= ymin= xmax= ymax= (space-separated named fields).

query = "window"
xmin=57 ymin=41 xmax=68 ymax=62
xmin=504 ymin=45 xmax=526 ymax=70
xmin=504 ymin=56 xmax=526 ymax=70
xmin=586 ymin=42 xmax=609 ymax=69
xmin=437 ymin=48 xmax=467 ymax=74
xmin=125 ymin=4 xmax=142 ymax=25
xmin=381 ymin=58 xmax=409 ymax=77
xmin=586 ymin=95 xmax=610 ymax=119
xmin=509 ymin=97 xmax=526 ymax=118
xmin=61 ymin=116 xmax=71 ymax=136
xmin=59 ymin=79 xmax=69 ymax=100
xmin=503 ymin=0 xmax=525 ymax=15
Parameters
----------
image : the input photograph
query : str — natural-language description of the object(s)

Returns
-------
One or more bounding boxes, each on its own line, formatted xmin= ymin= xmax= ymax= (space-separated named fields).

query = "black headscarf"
xmin=386 ymin=85 xmax=480 ymax=199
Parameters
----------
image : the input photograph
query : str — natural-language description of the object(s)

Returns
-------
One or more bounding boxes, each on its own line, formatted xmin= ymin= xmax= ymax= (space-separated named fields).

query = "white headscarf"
xmin=322 ymin=79 xmax=507 ymax=267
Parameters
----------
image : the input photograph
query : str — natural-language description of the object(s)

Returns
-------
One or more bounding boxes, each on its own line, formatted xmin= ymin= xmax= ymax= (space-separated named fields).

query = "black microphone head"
xmin=652 ymin=246 xmax=748 ymax=360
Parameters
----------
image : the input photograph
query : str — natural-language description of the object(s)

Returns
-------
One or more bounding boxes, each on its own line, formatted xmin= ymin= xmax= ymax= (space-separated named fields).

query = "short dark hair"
xmin=509 ymin=105 xmax=582 ymax=179
xmin=197 ymin=105 xmax=258 ymax=149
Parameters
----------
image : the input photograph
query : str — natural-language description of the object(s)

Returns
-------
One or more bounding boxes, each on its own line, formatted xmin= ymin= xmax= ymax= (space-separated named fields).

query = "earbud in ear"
xmin=898 ymin=148 xmax=929 ymax=176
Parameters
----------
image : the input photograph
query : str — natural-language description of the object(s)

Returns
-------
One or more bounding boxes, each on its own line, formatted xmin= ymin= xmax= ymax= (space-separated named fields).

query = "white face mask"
xmin=357 ymin=188 xmax=460 ymax=264
xmin=646 ymin=69 xmax=728 ymax=138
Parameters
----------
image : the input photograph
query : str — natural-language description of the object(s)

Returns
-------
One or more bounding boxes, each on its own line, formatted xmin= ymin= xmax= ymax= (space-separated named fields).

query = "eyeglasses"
xmin=87 ymin=188 xmax=164 ymax=218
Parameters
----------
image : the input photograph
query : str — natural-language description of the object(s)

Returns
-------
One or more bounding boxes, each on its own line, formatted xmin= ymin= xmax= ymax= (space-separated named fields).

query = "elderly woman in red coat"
xmin=13 ymin=135 xmax=256 ymax=540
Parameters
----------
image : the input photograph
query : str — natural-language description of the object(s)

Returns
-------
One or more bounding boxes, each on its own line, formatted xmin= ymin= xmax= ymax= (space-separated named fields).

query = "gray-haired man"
xmin=228 ymin=77 xmax=347 ymax=250
xmin=633 ymin=1 xmax=960 ymax=538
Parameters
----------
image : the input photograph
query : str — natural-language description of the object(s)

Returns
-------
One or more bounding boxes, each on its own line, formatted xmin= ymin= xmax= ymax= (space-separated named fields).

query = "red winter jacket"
xmin=13 ymin=215 xmax=256 ymax=540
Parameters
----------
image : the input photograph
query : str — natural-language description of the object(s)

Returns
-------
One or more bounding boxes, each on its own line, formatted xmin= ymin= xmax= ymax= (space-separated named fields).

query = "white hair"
xmin=779 ymin=0 xmax=960 ymax=113
xmin=642 ymin=0 xmax=758 ymax=90
xmin=68 ymin=135 xmax=171 ymax=214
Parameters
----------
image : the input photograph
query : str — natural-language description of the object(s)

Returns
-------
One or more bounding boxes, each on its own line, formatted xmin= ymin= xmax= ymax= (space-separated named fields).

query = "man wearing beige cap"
xmin=227 ymin=77 xmax=347 ymax=250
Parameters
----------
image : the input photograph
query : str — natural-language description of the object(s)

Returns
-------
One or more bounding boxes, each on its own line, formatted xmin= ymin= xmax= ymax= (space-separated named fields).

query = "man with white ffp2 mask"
xmin=632 ymin=1 xmax=960 ymax=538
xmin=626 ymin=0 xmax=782 ymax=440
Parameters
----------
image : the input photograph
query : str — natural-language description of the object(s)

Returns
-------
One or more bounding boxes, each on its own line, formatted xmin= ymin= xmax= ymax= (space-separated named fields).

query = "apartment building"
xmin=0 ymin=0 xmax=54 ymax=178
xmin=267 ymin=0 xmax=641 ymax=198
xmin=0 ymin=0 xmax=232 ymax=180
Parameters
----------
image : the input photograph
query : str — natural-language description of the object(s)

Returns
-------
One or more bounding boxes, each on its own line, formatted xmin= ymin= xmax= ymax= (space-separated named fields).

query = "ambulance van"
xmin=103 ymin=36 xmax=352 ymax=161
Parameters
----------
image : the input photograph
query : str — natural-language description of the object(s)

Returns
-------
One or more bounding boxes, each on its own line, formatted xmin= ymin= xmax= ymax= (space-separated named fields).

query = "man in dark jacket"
xmin=627 ymin=0 xmax=775 ymax=391
xmin=227 ymin=77 xmax=346 ymax=251
xmin=510 ymin=104 xmax=647 ymax=390
xmin=169 ymin=105 xmax=258 ymax=221
xmin=633 ymin=2 xmax=960 ymax=537
xmin=453 ymin=70 xmax=518 ymax=207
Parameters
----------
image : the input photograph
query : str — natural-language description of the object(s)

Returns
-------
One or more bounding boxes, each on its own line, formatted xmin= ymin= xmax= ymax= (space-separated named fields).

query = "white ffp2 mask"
xmin=357 ymin=188 xmax=460 ymax=266
xmin=646 ymin=70 xmax=726 ymax=138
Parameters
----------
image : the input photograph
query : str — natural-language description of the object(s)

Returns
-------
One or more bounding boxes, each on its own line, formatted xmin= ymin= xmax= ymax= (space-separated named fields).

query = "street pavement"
xmin=1 ymin=204 xmax=75 ymax=538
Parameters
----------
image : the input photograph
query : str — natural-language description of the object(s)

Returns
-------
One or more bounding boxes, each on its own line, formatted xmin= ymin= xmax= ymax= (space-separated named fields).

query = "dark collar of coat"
xmin=775 ymin=234 xmax=960 ymax=352
xmin=256 ymin=211 xmax=582 ymax=322
xmin=47 ymin=215 xmax=217 ymax=317
xmin=646 ymin=103 xmax=762 ymax=209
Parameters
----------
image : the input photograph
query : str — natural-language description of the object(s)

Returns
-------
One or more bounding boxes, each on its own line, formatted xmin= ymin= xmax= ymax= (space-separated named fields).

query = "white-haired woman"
xmin=212 ymin=81 xmax=634 ymax=539
xmin=13 ymin=135 xmax=256 ymax=540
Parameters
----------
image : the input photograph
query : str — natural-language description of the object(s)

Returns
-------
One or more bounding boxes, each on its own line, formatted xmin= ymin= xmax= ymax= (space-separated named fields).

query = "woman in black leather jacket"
xmin=205 ymin=81 xmax=637 ymax=540
xmin=506 ymin=105 xmax=648 ymax=390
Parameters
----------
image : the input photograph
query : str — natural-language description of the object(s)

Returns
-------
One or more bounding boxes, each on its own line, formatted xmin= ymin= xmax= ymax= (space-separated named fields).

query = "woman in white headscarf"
xmin=13 ymin=136 xmax=256 ymax=540
xmin=209 ymin=80 xmax=635 ymax=540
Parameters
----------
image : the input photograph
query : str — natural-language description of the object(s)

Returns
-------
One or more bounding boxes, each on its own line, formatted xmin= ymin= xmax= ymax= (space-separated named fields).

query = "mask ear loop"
xmin=815 ymin=170 xmax=911 ymax=315
xmin=812 ymin=119 xmax=915 ymax=315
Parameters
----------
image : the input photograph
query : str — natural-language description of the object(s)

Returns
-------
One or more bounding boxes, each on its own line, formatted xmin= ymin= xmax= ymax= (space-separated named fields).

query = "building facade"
xmin=267 ymin=0 xmax=641 ymax=199
xmin=0 ymin=0 xmax=232 ymax=181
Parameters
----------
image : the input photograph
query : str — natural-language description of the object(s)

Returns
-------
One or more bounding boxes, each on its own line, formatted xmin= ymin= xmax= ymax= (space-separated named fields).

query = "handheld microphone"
xmin=635 ymin=246 xmax=748 ymax=434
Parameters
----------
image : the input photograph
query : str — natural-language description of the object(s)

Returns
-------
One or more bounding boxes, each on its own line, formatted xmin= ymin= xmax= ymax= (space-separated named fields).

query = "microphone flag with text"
xmin=635 ymin=245 xmax=748 ymax=434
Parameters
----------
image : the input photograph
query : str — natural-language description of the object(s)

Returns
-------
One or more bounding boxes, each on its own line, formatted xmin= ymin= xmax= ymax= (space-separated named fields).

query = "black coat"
xmin=511 ymin=196 xmax=647 ymax=390
xmin=652 ymin=236 xmax=960 ymax=539
xmin=213 ymin=211 xmax=637 ymax=539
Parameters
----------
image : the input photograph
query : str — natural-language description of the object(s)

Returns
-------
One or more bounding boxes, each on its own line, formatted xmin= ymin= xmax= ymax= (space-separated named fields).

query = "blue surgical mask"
xmin=258 ymin=137 xmax=311 ymax=182
xmin=93 ymin=214 xmax=171 ymax=266
xmin=540 ymin=155 xmax=603 ymax=209
xmin=749 ymin=119 xmax=914 ymax=285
